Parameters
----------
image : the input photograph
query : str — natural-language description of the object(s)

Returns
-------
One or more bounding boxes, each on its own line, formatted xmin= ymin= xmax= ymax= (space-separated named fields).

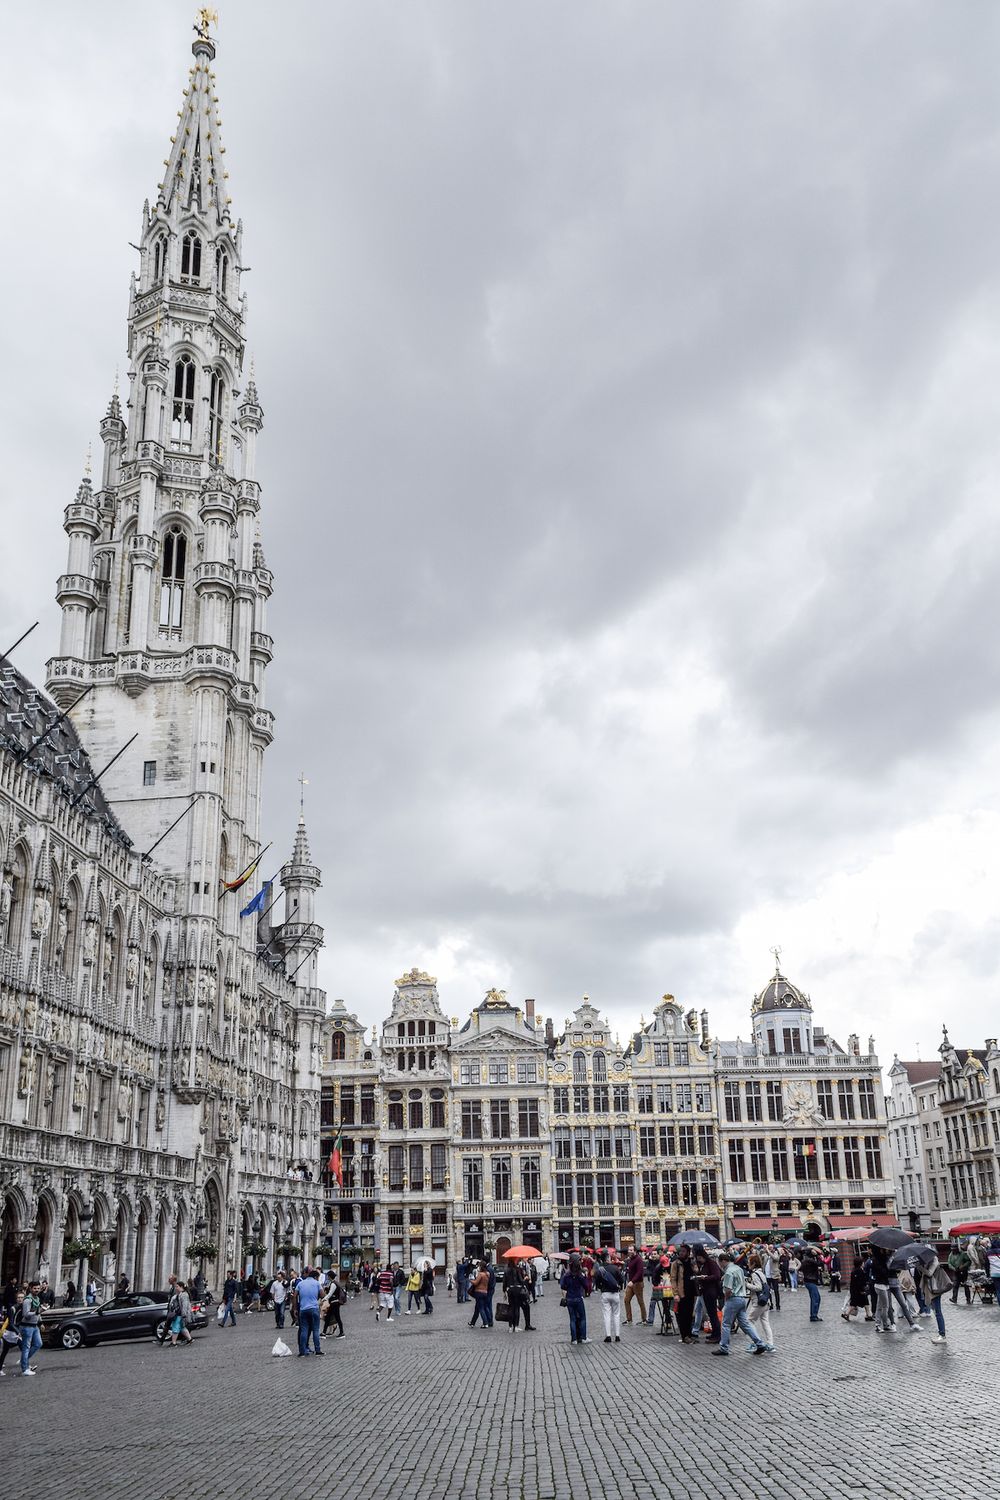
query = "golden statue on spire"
xmin=195 ymin=8 xmax=218 ymax=40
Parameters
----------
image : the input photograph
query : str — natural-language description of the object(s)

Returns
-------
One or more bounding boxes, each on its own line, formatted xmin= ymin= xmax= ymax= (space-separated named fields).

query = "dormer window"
xmin=180 ymin=230 xmax=202 ymax=284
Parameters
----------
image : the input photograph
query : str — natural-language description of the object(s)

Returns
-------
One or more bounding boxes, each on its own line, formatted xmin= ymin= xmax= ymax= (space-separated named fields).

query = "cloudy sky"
xmin=3 ymin=0 xmax=1000 ymax=1061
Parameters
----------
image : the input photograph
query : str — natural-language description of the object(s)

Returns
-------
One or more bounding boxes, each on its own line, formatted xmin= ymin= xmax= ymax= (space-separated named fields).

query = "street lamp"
xmin=192 ymin=1216 xmax=207 ymax=1301
xmin=71 ymin=1206 xmax=93 ymax=1307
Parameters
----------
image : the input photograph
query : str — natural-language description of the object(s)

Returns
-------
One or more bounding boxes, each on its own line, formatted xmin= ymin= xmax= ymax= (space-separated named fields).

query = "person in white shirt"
xmin=270 ymin=1274 xmax=287 ymax=1329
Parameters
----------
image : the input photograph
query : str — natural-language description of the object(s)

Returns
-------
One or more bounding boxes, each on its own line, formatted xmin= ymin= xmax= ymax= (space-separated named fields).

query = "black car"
xmin=42 ymin=1291 xmax=208 ymax=1350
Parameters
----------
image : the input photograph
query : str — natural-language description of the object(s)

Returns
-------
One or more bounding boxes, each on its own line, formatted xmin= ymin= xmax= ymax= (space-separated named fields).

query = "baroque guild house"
xmin=0 ymin=23 xmax=324 ymax=1292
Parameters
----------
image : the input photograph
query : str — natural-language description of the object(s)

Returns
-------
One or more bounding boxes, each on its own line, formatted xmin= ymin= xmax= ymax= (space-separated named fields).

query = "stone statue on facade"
xmin=31 ymin=893 xmax=51 ymax=939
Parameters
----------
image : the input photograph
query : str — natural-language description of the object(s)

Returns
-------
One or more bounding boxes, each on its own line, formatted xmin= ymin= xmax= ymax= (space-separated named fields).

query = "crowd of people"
xmin=3 ymin=1230 xmax=995 ymax=1375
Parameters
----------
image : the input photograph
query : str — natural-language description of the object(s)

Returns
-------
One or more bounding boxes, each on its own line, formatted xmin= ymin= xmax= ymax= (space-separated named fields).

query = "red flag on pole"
xmin=328 ymin=1131 xmax=343 ymax=1188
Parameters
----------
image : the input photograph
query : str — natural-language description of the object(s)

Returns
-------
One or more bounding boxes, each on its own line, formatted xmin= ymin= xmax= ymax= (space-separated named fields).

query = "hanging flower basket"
xmin=184 ymin=1238 xmax=219 ymax=1261
xmin=276 ymin=1242 xmax=302 ymax=1259
xmin=241 ymin=1237 xmax=267 ymax=1259
xmin=64 ymin=1236 xmax=102 ymax=1261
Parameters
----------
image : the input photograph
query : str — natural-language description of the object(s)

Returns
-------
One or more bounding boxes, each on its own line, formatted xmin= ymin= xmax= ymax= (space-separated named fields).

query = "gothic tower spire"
xmin=46 ymin=22 xmax=273 ymax=923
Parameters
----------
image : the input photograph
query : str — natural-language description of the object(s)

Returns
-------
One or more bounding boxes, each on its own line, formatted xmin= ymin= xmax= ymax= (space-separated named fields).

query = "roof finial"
xmin=770 ymin=944 xmax=782 ymax=974
xmin=297 ymin=770 xmax=309 ymax=820
xmin=195 ymin=7 xmax=218 ymax=41
xmin=84 ymin=443 xmax=92 ymax=478
xmin=113 ymin=367 xmax=119 ymax=397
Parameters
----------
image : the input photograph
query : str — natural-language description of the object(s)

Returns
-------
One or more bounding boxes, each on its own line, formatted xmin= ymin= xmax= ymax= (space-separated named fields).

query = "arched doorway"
xmin=495 ymin=1235 xmax=512 ymax=1262
xmin=1 ymin=1191 xmax=30 ymax=1284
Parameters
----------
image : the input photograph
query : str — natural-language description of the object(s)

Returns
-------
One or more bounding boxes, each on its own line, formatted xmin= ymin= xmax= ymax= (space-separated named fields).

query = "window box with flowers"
xmin=184 ymin=1238 xmax=219 ymax=1262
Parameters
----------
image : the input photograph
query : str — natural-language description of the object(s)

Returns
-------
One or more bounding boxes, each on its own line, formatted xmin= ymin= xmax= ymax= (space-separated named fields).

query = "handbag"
xmin=494 ymin=1300 xmax=511 ymax=1323
xmin=559 ymin=1295 xmax=567 ymax=1307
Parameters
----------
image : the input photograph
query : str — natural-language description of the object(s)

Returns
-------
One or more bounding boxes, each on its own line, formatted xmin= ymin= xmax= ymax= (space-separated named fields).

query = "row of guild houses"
xmin=887 ymin=1032 xmax=1000 ymax=1235
xmin=0 ymin=22 xmax=326 ymax=1296
xmin=318 ymin=962 xmax=899 ymax=1270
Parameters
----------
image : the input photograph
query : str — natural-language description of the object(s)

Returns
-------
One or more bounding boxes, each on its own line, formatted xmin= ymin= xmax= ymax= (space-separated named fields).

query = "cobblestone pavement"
xmin=4 ymin=1286 xmax=999 ymax=1499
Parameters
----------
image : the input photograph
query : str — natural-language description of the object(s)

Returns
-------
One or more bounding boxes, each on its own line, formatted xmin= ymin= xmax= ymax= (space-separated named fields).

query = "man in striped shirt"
xmin=376 ymin=1265 xmax=395 ymax=1322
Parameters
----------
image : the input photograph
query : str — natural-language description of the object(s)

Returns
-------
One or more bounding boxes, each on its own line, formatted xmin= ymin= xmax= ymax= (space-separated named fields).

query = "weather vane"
xmin=298 ymin=771 xmax=309 ymax=816
xmin=195 ymin=8 xmax=218 ymax=41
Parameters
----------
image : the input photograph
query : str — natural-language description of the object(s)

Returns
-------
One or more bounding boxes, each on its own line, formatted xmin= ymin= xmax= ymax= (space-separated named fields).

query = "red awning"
xmin=731 ymin=1217 xmax=800 ymax=1233
xmin=828 ymin=1216 xmax=899 ymax=1229
xmin=948 ymin=1220 xmax=1000 ymax=1237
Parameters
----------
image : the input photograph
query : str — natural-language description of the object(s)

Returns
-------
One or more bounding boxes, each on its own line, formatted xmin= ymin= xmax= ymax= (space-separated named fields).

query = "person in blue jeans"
xmin=560 ymin=1255 xmax=590 ymax=1344
xmin=295 ymin=1268 xmax=323 ymax=1356
xmin=712 ymin=1254 xmax=771 ymax=1356
xmin=19 ymin=1281 xmax=43 ymax=1375
xmin=801 ymin=1251 xmax=822 ymax=1322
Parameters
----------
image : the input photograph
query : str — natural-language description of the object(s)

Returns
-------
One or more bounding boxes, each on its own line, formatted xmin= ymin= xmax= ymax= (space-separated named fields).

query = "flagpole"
xmin=223 ymin=841 xmax=272 ymax=891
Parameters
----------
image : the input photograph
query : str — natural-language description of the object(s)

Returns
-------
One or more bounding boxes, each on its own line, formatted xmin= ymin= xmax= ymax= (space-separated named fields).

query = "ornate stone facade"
xmin=0 ymin=24 xmax=324 ymax=1294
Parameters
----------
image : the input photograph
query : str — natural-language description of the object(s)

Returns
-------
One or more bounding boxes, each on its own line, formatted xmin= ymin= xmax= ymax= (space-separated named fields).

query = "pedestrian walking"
xmin=801 ymin=1249 xmax=822 ymax=1322
xmin=788 ymin=1253 xmax=801 ymax=1290
xmin=594 ymin=1250 xmax=623 ymax=1343
xmin=919 ymin=1253 xmax=952 ymax=1344
xmin=947 ymin=1244 xmax=972 ymax=1305
xmin=296 ymin=1268 xmax=323 ymax=1356
xmin=376 ymin=1264 xmax=395 ymax=1322
xmin=220 ymin=1269 xmax=239 ymax=1328
xmin=693 ymin=1251 xmax=722 ymax=1342
xmin=712 ymin=1253 xmax=771 ymax=1356
xmin=560 ymin=1254 xmax=590 ymax=1344
xmin=671 ymin=1244 xmax=696 ymax=1343
xmin=746 ymin=1253 xmax=774 ymax=1351
xmin=270 ymin=1273 xmax=287 ymax=1329
xmin=392 ymin=1263 xmax=405 ymax=1317
xmin=456 ymin=1257 xmax=470 ymax=1304
xmin=763 ymin=1245 xmax=782 ymax=1311
xmin=469 ymin=1263 xmax=492 ymax=1328
xmin=167 ymin=1281 xmax=193 ymax=1347
xmin=829 ymin=1250 xmax=842 ymax=1295
xmin=18 ymin=1280 xmax=43 ymax=1376
xmin=841 ymin=1260 xmax=870 ymax=1322
xmin=502 ymin=1259 xmax=534 ymax=1331
xmin=322 ymin=1279 xmax=346 ymax=1338
xmin=420 ymin=1264 xmax=435 ymax=1314
xmin=623 ymin=1247 xmax=647 ymax=1326
xmin=405 ymin=1266 xmax=422 ymax=1314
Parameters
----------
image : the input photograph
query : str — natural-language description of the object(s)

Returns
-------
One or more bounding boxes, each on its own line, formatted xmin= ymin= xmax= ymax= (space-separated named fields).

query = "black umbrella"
xmin=868 ymin=1228 xmax=915 ymax=1251
xmin=888 ymin=1243 xmax=935 ymax=1272
xmin=668 ymin=1230 xmax=720 ymax=1248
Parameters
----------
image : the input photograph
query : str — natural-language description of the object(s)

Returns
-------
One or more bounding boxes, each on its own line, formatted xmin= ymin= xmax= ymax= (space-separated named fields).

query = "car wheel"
xmin=154 ymin=1320 xmax=167 ymax=1341
xmin=60 ymin=1325 xmax=85 ymax=1350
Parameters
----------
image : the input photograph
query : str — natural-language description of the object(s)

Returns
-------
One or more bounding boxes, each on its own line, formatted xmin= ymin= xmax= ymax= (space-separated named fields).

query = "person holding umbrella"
xmin=869 ymin=1229 xmax=920 ymax=1333
xmin=670 ymin=1244 xmax=696 ymax=1343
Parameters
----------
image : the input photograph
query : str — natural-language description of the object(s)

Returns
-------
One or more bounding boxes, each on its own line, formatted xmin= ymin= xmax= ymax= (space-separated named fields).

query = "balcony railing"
xmin=457 ymin=1198 xmax=546 ymax=1218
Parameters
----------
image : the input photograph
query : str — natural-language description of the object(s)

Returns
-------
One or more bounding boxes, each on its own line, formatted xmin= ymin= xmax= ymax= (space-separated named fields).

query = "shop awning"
xmin=731 ymin=1217 xmax=800 ymax=1235
xmin=828 ymin=1216 xmax=899 ymax=1230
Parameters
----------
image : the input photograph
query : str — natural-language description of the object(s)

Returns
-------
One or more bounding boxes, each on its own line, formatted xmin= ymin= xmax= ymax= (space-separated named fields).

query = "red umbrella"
xmin=948 ymin=1221 xmax=1000 ymax=1236
xmin=501 ymin=1244 xmax=544 ymax=1259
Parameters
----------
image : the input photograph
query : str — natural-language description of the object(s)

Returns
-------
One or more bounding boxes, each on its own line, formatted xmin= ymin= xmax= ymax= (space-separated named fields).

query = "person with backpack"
xmin=746 ymin=1252 xmax=775 ymax=1350
xmin=322 ymin=1279 xmax=346 ymax=1338
xmin=392 ymin=1263 xmax=406 ymax=1317
xmin=920 ymin=1252 xmax=952 ymax=1344
xmin=167 ymin=1280 xmax=194 ymax=1347
xmin=594 ymin=1249 xmax=623 ymax=1343
xmin=947 ymin=1244 xmax=972 ymax=1305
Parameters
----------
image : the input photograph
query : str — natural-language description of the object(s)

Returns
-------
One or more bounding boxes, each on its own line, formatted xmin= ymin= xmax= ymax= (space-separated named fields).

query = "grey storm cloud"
xmin=3 ymin=0 xmax=1000 ymax=1056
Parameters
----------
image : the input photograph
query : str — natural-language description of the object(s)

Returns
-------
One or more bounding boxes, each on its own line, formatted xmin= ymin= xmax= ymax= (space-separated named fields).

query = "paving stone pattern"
xmin=5 ymin=1287 xmax=999 ymax=1500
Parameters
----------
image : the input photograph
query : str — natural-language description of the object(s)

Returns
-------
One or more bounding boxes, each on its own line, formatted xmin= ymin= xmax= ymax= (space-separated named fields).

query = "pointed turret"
xmin=277 ymin=814 xmax=324 ymax=1004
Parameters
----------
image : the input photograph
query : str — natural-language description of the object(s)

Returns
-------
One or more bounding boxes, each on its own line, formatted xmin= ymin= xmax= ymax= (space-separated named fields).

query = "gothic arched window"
xmin=171 ymin=355 xmax=196 ymax=447
xmin=215 ymin=246 xmax=229 ymax=296
xmin=208 ymin=370 xmax=225 ymax=463
xmin=593 ymin=1050 xmax=607 ymax=1081
xmin=152 ymin=237 xmax=167 ymax=284
xmin=180 ymin=230 xmax=202 ymax=284
xmin=330 ymin=1031 xmax=345 ymax=1061
xmin=573 ymin=1050 xmax=587 ymax=1082
xmin=159 ymin=527 xmax=187 ymax=636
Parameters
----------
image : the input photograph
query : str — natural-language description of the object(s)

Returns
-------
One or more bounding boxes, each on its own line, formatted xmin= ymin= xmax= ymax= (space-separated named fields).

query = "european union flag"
xmin=239 ymin=877 xmax=274 ymax=919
